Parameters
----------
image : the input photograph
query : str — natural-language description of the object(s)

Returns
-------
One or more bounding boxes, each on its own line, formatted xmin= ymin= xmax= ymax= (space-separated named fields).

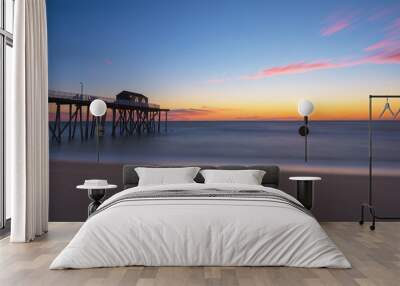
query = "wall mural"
xmin=47 ymin=0 xmax=400 ymax=220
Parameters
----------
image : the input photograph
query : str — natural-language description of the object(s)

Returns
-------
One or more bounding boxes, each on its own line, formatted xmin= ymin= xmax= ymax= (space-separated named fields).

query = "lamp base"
xmin=298 ymin=126 xmax=309 ymax=136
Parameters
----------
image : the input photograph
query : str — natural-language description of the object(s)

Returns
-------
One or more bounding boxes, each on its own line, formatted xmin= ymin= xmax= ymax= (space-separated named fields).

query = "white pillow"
xmin=200 ymin=169 xmax=266 ymax=185
xmin=135 ymin=167 xmax=201 ymax=186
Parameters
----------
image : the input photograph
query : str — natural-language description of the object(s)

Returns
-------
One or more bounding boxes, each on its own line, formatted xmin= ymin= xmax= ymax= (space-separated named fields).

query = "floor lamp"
xmin=298 ymin=99 xmax=314 ymax=162
xmin=89 ymin=99 xmax=107 ymax=163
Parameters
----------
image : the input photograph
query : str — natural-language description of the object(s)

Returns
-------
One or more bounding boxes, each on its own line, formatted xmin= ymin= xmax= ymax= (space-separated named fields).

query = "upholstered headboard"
xmin=123 ymin=165 xmax=280 ymax=189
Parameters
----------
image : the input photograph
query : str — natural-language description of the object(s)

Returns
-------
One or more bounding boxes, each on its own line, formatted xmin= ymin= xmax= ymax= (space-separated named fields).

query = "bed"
xmin=50 ymin=165 xmax=350 ymax=269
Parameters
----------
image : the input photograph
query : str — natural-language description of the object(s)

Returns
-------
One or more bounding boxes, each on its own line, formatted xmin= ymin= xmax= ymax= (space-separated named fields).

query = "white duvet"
xmin=50 ymin=183 xmax=351 ymax=269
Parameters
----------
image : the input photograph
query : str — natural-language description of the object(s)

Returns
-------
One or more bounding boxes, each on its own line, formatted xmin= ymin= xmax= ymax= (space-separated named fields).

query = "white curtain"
xmin=8 ymin=0 xmax=49 ymax=242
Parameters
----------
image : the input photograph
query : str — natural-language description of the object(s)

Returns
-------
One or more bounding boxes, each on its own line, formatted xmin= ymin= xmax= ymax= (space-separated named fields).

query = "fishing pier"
xmin=49 ymin=90 xmax=169 ymax=142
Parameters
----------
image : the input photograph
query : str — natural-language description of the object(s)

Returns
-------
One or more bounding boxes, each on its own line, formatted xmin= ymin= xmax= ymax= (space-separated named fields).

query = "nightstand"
xmin=289 ymin=176 xmax=321 ymax=210
xmin=77 ymin=180 xmax=117 ymax=217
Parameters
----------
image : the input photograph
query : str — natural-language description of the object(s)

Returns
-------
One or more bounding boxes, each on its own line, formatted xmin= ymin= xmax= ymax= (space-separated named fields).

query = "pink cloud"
xmin=321 ymin=20 xmax=351 ymax=36
xmin=243 ymin=48 xmax=400 ymax=80
xmin=365 ymin=18 xmax=400 ymax=54
xmin=362 ymin=49 xmax=400 ymax=64
xmin=365 ymin=39 xmax=400 ymax=51
xmin=245 ymin=14 xmax=400 ymax=80
xmin=321 ymin=10 xmax=357 ymax=36
xmin=244 ymin=61 xmax=343 ymax=80
xmin=227 ymin=9 xmax=400 ymax=81
xmin=104 ymin=59 xmax=113 ymax=65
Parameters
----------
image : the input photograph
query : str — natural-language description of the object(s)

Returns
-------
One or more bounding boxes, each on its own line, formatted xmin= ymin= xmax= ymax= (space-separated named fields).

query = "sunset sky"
xmin=47 ymin=0 xmax=400 ymax=121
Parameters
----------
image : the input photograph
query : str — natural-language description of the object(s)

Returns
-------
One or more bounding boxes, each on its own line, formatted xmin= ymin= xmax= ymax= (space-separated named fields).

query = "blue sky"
xmin=47 ymin=0 xmax=400 ymax=120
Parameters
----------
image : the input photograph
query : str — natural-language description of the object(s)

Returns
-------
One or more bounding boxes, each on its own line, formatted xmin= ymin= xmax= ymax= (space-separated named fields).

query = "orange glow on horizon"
xmin=49 ymin=95 xmax=400 ymax=121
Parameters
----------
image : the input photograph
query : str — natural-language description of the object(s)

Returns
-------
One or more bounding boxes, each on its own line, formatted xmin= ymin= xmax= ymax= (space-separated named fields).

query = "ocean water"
xmin=49 ymin=121 xmax=400 ymax=173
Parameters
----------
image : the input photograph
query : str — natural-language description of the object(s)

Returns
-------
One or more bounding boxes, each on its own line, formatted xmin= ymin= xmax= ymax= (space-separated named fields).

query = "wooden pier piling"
xmin=48 ymin=90 xmax=169 ymax=142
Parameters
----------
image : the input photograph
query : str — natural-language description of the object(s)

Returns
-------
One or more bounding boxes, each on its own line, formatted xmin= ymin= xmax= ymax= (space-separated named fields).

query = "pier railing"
xmin=48 ymin=90 xmax=160 ymax=109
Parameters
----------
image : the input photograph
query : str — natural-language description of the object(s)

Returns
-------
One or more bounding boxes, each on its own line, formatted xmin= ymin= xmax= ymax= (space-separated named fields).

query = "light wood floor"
xmin=0 ymin=222 xmax=399 ymax=286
